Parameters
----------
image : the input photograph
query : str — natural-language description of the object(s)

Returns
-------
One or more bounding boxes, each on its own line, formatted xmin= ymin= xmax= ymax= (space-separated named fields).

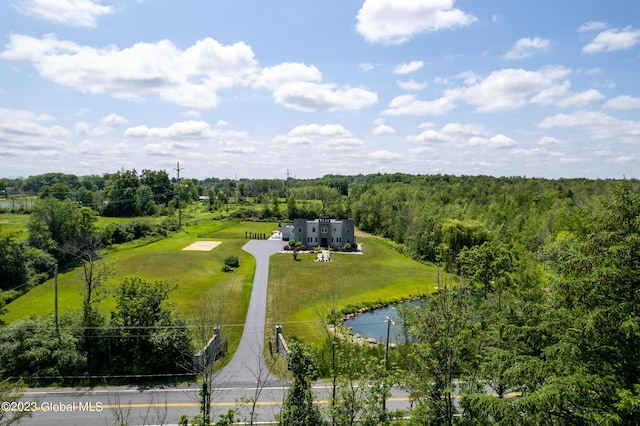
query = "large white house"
xmin=282 ymin=218 xmax=356 ymax=249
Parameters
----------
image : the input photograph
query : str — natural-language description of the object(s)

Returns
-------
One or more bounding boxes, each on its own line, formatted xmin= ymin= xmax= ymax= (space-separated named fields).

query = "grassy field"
xmin=1 ymin=219 xmax=278 ymax=355
xmin=266 ymin=233 xmax=439 ymax=345
xmin=0 ymin=212 xmax=29 ymax=238
xmin=3 ymin=208 xmax=440 ymax=354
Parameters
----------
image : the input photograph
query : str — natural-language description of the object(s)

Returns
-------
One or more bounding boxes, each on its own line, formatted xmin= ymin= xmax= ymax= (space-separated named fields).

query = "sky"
xmin=1 ymin=0 xmax=639 ymax=181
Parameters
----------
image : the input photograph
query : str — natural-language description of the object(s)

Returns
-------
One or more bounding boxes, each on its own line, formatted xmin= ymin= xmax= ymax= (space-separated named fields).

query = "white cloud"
xmin=13 ymin=0 xmax=114 ymax=27
xmin=538 ymin=111 xmax=640 ymax=143
xmin=1 ymin=34 xmax=259 ymax=109
xmin=382 ymin=92 xmax=459 ymax=116
xmin=397 ymin=79 xmax=428 ymax=90
xmin=583 ymin=27 xmax=640 ymax=54
xmin=393 ymin=61 xmax=424 ymax=74
xmin=555 ymin=89 xmax=605 ymax=108
xmin=221 ymin=145 xmax=257 ymax=155
xmin=530 ymin=81 xmax=604 ymax=108
xmin=356 ymin=0 xmax=477 ymax=45
xmin=360 ymin=63 xmax=375 ymax=71
xmin=461 ymin=66 xmax=571 ymax=112
xmin=407 ymin=122 xmax=515 ymax=148
xmin=372 ymin=124 xmax=396 ymax=135
xmin=577 ymin=21 xmax=609 ymax=32
xmin=182 ymin=110 xmax=202 ymax=119
xmin=604 ymin=95 xmax=640 ymax=110
xmin=270 ymin=82 xmax=378 ymax=112
xmin=538 ymin=136 xmax=563 ymax=145
xmin=274 ymin=124 xmax=363 ymax=147
xmin=76 ymin=113 xmax=128 ymax=137
xmin=144 ymin=141 xmax=200 ymax=157
xmin=0 ymin=108 xmax=70 ymax=154
xmin=368 ymin=150 xmax=403 ymax=161
xmin=530 ymin=80 xmax=571 ymax=105
xmin=255 ymin=62 xmax=377 ymax=111
xmin=124 ymin=120 xmax=218 ymax=139
xmin=503 ymin=37 xmax=550 ymax=60
xmin=100 ymin=113 xmax=128 ymax=127
xmin=253 ymin=63 xmax=321 ymax=90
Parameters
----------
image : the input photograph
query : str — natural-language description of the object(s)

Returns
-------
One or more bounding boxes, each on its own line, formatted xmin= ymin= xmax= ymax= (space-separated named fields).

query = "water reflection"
xmin=343 ymin=300 xmax=420 ymax=345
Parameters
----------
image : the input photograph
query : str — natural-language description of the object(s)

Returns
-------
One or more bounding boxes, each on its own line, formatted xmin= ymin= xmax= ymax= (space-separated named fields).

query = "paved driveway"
xmin=214 ymin=238 xmax=284 ymax=387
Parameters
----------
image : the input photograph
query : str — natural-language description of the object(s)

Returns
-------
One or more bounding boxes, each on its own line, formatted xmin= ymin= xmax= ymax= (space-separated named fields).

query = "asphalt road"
xmin=17 ymin=383 xmax=412 ymax=425
xmin=214 ymin=238 xmax=285 ymax=388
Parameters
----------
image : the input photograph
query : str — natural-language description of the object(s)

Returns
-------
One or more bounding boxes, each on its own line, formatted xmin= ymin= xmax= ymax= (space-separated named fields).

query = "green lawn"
xmin=0 ymin=212 xmax=29 ymax=238
xmin=266 ymin=234 xmax=439 ymax=345
xmin=3 ymin=216 xmax=440 ymax=353
xmin=2 ymin=220 xmax=278 ymax=355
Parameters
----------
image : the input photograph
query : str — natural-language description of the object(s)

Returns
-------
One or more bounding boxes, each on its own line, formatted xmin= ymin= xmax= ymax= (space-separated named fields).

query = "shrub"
xmin=224 ymin=256 xmax=240 ymax=268
xmin=221 ymin=265 xmax=233 ymax=273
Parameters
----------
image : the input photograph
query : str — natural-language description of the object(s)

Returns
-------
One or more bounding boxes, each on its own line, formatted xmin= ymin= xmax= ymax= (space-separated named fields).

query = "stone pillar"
xmin=275 ymin=325 xmax=282 ymax=352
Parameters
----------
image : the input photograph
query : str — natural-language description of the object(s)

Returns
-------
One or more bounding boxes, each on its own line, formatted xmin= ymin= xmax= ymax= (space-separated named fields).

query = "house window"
xmin=312 ymin=227 xmax=316 ymax=232
xmin=298 ymin=228 xmax=302 ymax=233
xmin=321 ymin=227 xmax=328 ymax=233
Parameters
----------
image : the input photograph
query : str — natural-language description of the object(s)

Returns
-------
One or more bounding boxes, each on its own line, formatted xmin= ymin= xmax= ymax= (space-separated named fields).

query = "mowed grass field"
xmin=0 ymin=212 xmax=30 ymax=238
xmin=3 ymin=211 xmax=439 ymax=352
xmin=2 ymin=219 xmax=278 ymax=355
xmin=266 ymin=233 xmax=439 ymax=345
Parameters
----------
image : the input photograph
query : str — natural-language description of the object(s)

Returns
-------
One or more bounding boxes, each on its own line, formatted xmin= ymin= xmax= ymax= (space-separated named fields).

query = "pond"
xmin=343 ymin=299 xmax=421 ymax=345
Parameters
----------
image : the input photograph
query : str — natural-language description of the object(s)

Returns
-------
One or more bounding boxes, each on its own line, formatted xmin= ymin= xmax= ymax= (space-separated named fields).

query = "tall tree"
xmin=400 ymin=278 xmax=480 ymax=425
xmin=280 ymin=338 xmax=325 ymax=425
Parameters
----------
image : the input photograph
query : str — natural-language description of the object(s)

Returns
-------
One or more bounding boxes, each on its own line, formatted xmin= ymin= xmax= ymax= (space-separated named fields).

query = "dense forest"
xmin=2 ymin=171 xmax=640 ymax=424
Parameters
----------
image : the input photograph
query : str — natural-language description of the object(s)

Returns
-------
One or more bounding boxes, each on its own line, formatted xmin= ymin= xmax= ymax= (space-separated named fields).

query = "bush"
xmin=224 ymin=256 xmax=239 ymax=268
xmin=221 ymin=265 xmax=233 ymax=273
xmin=283 ymin=245 xmax=291 ymax=251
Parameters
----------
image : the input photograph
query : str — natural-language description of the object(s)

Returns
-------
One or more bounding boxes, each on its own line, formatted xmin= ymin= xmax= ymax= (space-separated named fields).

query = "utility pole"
xmin=54 ymin=263 xmax=59 ymax=334
xmin=384 ymin=315 xmax=395 ymax=370
xmin=174 ymin=161 xmax=184 ymax=229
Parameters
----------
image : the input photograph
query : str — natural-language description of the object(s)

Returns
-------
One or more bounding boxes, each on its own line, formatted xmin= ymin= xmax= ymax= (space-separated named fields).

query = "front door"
xmin=321 ymin=238 xmax=328 ymax=247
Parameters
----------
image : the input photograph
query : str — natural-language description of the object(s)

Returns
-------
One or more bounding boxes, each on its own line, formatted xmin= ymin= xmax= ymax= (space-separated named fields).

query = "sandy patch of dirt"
xmin=182 ymin=241 xmax=222 ymax=251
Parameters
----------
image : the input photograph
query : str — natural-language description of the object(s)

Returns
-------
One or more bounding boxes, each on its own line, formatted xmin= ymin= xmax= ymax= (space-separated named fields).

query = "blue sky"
xmin=1 ymin=0 xmax=639 ymax=180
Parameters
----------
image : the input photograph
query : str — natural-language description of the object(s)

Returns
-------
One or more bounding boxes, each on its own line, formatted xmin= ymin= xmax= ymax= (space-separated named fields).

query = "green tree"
xmin=0 ymin=234 xmax=28 ymax=290
xmin=104 ymin=169 xmax=139 ymax=216
xmin=457 ymin=241 xmax=514 ymax=301
xmin=140 ymin=169 xmax=172 ymax=206
xmin=28 ymin=198 xmax=97 ymax=265
xmin=287 ymin=194 xmax=298 ymax=219
xmin=279 ymin=338 xmax=325 ymax=425
xmin=0 ymin=315 xmax=85 ymax=383
xmin=439 ymin=219 xmax=491 ymax=271
xmin=135 ymin=184 xmax=157 ymax=216
xmin=540 ymin=181 xmax=640 ymax=423
xmin=400 ymin=279 xmax=480 ymax=425
xmin=108 ymin=277 xmax=193 ymax=376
